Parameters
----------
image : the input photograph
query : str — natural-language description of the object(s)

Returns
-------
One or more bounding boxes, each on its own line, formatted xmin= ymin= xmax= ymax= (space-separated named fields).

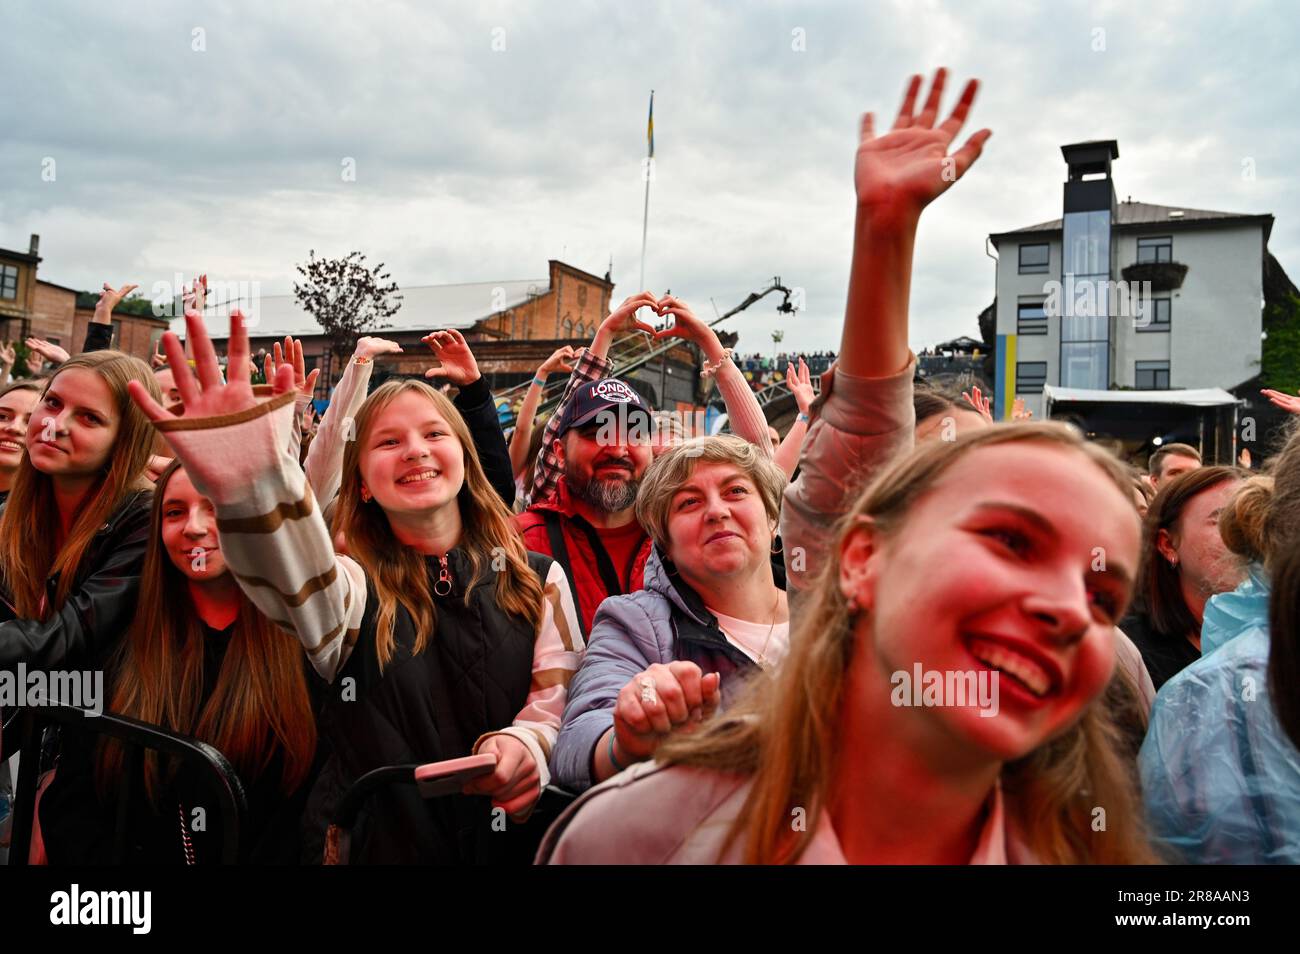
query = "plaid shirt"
xmin=526 ymin=347 xmax=612 ymax=506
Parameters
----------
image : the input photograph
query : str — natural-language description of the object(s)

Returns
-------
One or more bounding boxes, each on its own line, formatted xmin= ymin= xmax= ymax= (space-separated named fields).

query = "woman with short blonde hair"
xmin=551 ymin=435 xmax=791 ymax=794
xmin=635 ymin=435 xmax=787 ymax=551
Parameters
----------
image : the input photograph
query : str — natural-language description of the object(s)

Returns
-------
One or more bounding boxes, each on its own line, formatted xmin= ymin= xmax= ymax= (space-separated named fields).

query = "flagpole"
xmin=639 ymin=170 xmax=651 ymax=292
xmin=639 ymin=90 xmax=654 ymax=292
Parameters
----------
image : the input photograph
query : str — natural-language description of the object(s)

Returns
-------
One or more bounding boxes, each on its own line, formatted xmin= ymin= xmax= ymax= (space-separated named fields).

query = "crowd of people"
xmin=734 ymin=351 xmax=836 ymax=393
xmin=1 ymin=68 xmax=1298 ymax=866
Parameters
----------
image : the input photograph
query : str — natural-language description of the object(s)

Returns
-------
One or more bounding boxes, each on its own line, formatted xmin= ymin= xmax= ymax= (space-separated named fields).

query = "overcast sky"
xmin=2 ymin=0 xmax=1296 ymax=355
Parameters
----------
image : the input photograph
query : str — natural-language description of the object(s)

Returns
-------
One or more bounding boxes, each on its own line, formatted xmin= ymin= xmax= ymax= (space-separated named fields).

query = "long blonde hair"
xmin=98 ymin=461 xmax=318 ymax=800
xmin=659 ymin=421 xmax=1158 ymax=864
xmin=0 ymin=351 xmax=161 ymax=618
xmin=334 ymin=379 xmax=544 ymax=667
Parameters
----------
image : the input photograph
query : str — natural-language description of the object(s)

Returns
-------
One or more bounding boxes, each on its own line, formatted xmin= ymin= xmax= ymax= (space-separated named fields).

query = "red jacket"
xmin=516 ymin=479 xmax=652 ymax=636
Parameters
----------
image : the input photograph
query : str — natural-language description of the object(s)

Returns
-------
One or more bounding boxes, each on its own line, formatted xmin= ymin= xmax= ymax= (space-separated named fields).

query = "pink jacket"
xmin=780 ymin=357 xmax=916 ymax=597
xmin=536 ymin=761 xmax=1037 ymax=864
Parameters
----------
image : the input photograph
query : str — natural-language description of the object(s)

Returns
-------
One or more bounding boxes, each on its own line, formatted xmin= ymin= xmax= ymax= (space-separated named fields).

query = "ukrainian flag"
xmin=647 ymin=91 xmax=655 ymax=158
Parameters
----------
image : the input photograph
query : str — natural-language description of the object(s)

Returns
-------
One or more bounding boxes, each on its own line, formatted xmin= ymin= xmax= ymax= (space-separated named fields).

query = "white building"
xmin=989 ymin=140 xmax=1273 ymax=421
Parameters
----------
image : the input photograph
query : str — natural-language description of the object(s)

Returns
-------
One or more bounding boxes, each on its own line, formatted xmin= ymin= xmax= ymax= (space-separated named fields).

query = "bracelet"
xmin=607 ymin=730 xmax=629 ymax=773
xmin=699 ymin=348 xmax=734 ymax=379
xmin=796 ymin=412 xmax=810 ymax=423
xmin=353 ymin=355 xmax=371 ymax=365
xmin=531 ymin=375 xmax=546 ymax=388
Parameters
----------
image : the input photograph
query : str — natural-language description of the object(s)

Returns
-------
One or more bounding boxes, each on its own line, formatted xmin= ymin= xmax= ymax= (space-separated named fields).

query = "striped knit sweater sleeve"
xmin=155 ymin=391 xmax=367 ymax=683
xmin=288 ymin=391 xmax=312 ymax=462
xmin=474 ymin=560 xmax=584 ymax=790
xmin=304 ymin=354 xmax=374 ymax=506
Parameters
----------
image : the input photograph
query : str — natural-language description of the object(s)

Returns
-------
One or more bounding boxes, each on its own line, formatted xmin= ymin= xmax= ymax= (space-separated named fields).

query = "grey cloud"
xmin=0 ymin=0 xmax=1296 ymax=354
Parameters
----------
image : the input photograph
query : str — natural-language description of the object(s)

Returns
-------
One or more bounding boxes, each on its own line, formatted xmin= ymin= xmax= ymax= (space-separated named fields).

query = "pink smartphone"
xmin=414 ymin=753 xmax=499 ymax=798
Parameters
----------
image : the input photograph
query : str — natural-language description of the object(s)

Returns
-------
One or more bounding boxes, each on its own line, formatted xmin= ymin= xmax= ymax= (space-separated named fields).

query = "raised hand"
xmin=150 ymin=336 xmax=168 ymax=369
xmin=181 ymin=274 xmax=208 ymax=313
xmin=1011 ymin=396 xmax=1033 ymax=421
xmin=262 ymin=335 xmax=321 ymax=398
xmin=354 ymin=336 xmax=402 ymax=360
xmin=854 ymin=68 xmax=991 ymax=215
xmin=600 ymin=292 xmax=659 ymax=335
xmin=422 ymin=328 xmax=480 ymax=386
xmin=128 ymin=310 xmax=294 ymax=425
xmin=613 ymin=661 xmax=722 ymax=761
xmin=94 ymin=282 xmax=139 ymax=321
xmin=962 ymin=384 xmax=993 ymax=423
xmin=589 ymin=291 xmax=661 ymax=360
xmin=24 ymin=350 xmax=45 ymax=376
xmin=652 ymin=295 xmax=711 ymax=344
xmin=786 ymin=357 xmax=815 ymax=413
xmin=0 ymin=340 xmax=15 ymax=370
xmin=652 ymin=295 xmax=731 ymax=366
xmin=129 ymin=311 xmax=296 ymax=502
xmin=1261 ymin=388 xmax=1300 ymax=415
xmin=25 ymin=337 xmax=70 ymax=366
xmin=537 ymin=345 xmax=578 ymax=377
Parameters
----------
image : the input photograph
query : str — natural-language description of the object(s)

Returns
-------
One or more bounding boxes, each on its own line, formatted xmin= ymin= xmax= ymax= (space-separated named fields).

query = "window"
xmin=1135 ymin=360 xmax=1170 ymax=390
xmin=1059 ymin=210 xmax=1112 ymax=391
xmin=1019 ymin=243 xmax=1050 ymax=274
xmin=110 ymin=320 xmax=122 ymax=349
xmin=1017 ymin=300 xmax=1048 ymax=335
xmin=1137 ymin=236 xmax=1172 ymax=263
xmin=0 ymin=265 xmax=17 ymax=300
xmin=1137 ymin=297 xmax=1170 ymax=333
xmin=1016 ymin=361 xmax=1048 ymax=394
xmin=562 ymin=317 xmax=574 ymax=337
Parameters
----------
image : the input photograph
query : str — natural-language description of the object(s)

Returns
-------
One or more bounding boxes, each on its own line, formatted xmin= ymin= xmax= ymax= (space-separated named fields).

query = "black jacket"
xmin=39 ymin=623 xmax=327 ymax=865
xmin=302 ymin=548 xmax=557 ymax=864
xmin=82 ymin=322 xmax=114 ymax=353
xmin=1120 ymin=608 xmax=1200 ymax=691
xmin=0 ymin=489 xmax=152 ymax=678
xmin=451 ymin=376 xmax=515 ymax=509
xmin=656 ymin=552 xmax=765 ymax=706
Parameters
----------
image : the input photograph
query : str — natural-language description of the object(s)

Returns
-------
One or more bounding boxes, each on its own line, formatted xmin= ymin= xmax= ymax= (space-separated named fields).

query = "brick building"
xmin=183 ymin=258 xmax=703 ymax=413
xmin=1 ymin=233 xmax=169 ymax=362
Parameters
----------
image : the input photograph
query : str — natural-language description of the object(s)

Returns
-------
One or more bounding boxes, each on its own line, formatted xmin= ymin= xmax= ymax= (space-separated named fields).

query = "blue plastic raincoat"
xmin=1139 ymin=567 xmax=1300 ymax=863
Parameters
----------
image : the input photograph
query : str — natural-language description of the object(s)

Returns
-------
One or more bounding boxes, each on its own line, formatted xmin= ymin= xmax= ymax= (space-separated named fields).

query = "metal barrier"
xmin=4 ymin=704 xmax=248 ymax=865
xmin=323 ymin=765 xmax=576 ymax=865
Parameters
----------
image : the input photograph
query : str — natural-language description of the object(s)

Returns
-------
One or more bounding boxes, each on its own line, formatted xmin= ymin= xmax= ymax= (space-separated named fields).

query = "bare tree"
xmin=294 ymin=250 xmax=403 ymax=370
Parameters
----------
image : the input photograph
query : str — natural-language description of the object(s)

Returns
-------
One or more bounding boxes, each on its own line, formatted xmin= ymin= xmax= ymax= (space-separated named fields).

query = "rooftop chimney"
xmin=29 ymin=233 xmax=40 ymax=257
xmin=1060 ymin=140 xmax=1119 ymax=216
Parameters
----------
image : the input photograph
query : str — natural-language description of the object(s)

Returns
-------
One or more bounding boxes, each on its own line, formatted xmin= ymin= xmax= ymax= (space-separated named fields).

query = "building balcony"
xmin=1120 ymin=260 xmax=1189 ymax=293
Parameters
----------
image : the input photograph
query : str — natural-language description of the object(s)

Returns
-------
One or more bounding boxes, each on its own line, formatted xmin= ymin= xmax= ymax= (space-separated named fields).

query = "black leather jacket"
xmin=0 ymin=489 xmax=152 ymax=677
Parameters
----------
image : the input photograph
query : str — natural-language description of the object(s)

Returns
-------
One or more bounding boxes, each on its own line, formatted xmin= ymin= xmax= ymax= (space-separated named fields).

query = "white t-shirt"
xmin=705 ymin=607 xmax=791 ymax=668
